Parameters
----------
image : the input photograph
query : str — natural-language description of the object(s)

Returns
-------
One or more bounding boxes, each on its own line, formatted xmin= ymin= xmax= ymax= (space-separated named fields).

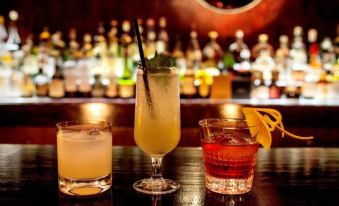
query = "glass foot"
xmin=59 ymin=174 xmax=112 ymax=196
xmin=133 ymin=178 xmax=180 ymax=195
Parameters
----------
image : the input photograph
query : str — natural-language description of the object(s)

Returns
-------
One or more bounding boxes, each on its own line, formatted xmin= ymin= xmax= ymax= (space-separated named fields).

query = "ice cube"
xmin=215 ymin=133 xmax=239 ymax=145
xmin=216 ymin=129 xmax=255 ymax=145
xmin=87 ymin=128 xmax=101 ymax=136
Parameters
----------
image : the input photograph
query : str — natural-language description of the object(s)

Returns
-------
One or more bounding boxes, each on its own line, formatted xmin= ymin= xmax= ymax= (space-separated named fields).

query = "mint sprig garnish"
xmin=139 ymin=52 xmax=175 ymax=69
xmin=138 ymin=52 xmax=176 ymax=115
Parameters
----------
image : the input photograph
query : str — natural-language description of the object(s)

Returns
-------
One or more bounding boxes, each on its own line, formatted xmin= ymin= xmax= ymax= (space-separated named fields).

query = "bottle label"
xmin=119 ymin=85 xmax=134 ymax=98
xmin=269 ymin=87 xmax=280 ymax=99
xmin=78 ymin=82 xmax=91 ymax=93
xmin=65 ymin=77 xmax=77 ymax=92
xmin=49 ymin=80 xmax=65 ymax=98
xmin=199 ymin=83 xmax=210 ymax=98
xmin=181 ymin=76 xmax=196 ymax=96
xmin=105 ymin=84 xmax=117 ymax=98
xmin=36 ymin=84 xmax=48 ymax=96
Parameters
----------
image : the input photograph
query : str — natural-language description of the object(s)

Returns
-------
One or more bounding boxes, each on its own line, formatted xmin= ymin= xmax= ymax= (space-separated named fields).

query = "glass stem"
xmin=152 ymin=195 xmax=162 ymax=206
xmin=151 ymin=156 xmax=163 ymax=180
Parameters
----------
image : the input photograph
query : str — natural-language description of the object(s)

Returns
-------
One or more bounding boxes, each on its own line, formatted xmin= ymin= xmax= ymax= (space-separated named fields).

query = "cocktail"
xmin=57 ymin=121 xmax=112 ymax=196
xmin=133 ymin=66 xmax=181 ymax=195
xmin=199 ymin=119 xmax=259 ymax=194
xmin=199 ymin=107 xmax=314 ymax=195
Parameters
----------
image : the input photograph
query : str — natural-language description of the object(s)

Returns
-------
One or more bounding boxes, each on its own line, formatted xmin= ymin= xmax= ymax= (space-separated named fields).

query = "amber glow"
xmin=220 ymin=104 xmax=242 ymax=118
xmin=80 ymin=103 xmax=112 ymax=121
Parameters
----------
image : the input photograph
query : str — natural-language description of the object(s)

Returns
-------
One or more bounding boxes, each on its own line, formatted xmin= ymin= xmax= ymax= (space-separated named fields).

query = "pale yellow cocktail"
xmin=57 ymin=121 xmax=112 ymax=196
xmin=134 ymin=69 xmax=180 ymax=156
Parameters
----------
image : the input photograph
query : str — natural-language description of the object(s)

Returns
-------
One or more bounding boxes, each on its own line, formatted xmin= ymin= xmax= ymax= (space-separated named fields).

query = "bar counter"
xmin=0 ymin=97 xmax=338 ymax=147
xmin=0 ymin=144 xmax=338 ymax=205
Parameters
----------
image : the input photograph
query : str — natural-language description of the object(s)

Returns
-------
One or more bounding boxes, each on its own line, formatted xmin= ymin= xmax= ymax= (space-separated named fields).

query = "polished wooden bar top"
xmin=0 ymin=144 xmax=338 ymax=205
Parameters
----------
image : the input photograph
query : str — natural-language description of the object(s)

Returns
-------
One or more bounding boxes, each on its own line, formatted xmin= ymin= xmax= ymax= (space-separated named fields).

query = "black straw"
xmin=132 ymin=18 xmax=152 ymax=111
xmin=133 ymin=19 xmax=147 ymax=70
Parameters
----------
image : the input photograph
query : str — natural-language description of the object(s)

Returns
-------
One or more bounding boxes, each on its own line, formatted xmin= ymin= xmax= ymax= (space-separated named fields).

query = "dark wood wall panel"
xmin=0 ymin=0 xmax=338 ymax=48
xmin=0 ymin=99 xmax=338 ymax=147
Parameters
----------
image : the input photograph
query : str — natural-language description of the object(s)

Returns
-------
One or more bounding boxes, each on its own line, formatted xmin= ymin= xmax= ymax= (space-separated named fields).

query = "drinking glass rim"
xmin=198 ymin=118 xmax=258 ymax=130
xmin=137 ymin=67 xmax=177 ymax=74
xmin=56 ymin=120 xmax=112 ymax=129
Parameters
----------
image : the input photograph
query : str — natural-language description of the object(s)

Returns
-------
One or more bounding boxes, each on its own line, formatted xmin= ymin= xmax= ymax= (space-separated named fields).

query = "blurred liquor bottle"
xmin=130 ymin=19 xmax=143 ymax=72
xmin=38 ymin=27 xmax=56 ymax=79
xmin=181 ymin=28 xmax=201 ymax=98
xmin=0 ymin=15 xmax=7 ymax=45
xmin=105 ymin=75 xmax=118 ymax=98
xmin=118 ymin=20 xmax=134 ymax=98
xmin=63 ymin=64 xmax=77 ymax=98
xmin=108 ymin=19 xmax=124 ymax=83
xmin=51 ymin=31 xmax=66 ymax=66
xmin=21 ymin=74 xmax=35 ymax=97
xmin=173 ymin=35 xmax=187 ymax=73
xmin=21 ymin=35 xmax=38 ymax=76
xmin=269 ymin=70 xmax=281 ymax=99
xmin=251 ymin=33 xmax=274 ymax=60
xmin=275 ymin=35 xmax=290 ymax=82
xmin=186 ymin=27 xmax=202 ymax=69
xmin=284 ymin=85 xmax=301 ymax=99
xmin=307 ymin=28 xmax=321 ymax=69
xmin=172 ymin=34 xmax=188 ymax=97
xmin=180 ymin=68 xmax=196 ymax=98
xmin=229 ymin=30 xmax=251 ymax=73
xmin=251 ymin=34 xmax=275 ymax=83
xmin=6 ymin=10 xmax=21 ymax=51
xmin=10 ymin=65 xmax=24 ymax=97
xmin=108 ymin=20 xmax=119 ymax=58
xmin=156 ymin=17 xmax=169 ymax=54
xmin=145 ymin=18 xmax=156 ymax=58
xmin=34 ymin=67 xmax=49 ymax=97
xmin=106 ymin=20 xmax=119 ymax=99
xmin=290 ymin=26 xmax=307 ymax=67
xmin=82 ymin=33 xmax=93 ymax=58
xmin=63 ymin=29 xmax=79 ymax=98
xmin=186 ymin=27 xmax=210 ymax=98
xmin=93 ymin=22 xmax=109 ymax=79
xmin=290 ymin=26 xmax=307 ymax=82
xmin=320 ymin=37 xmax=336 ymax=72
xmin=228 ymin=30 xmax=251 ymax=99
xmin=80 ymin=33 xmax=94 ymax=94
xmin=77 ymin=63 xmax=91 ymax=98
xmin=120 ymin=20 xmax=132 ymax=58
xmin=314 ymin=71 xmax=329 ymax=99
xmin=302 ymin=29 xmax=322 ymax=99
xmin=328 ymin=26 xmax=339 ymax=98
xmin=48 ymin=59 xmax=65 ymax=98
xmin=202 ymin=31 xmax=223 ymax=71
xmin=335 ymin=25 xmax=339 ymax=63
xmin=91 ymin=74 xmax=105 ymax=97
xmin=93 ymin=22 xmax=107 ymax=58
xmin=195 ymin=69 xmax=212 ymax=98
xmin=95 ymin=23 xmax=109 ymax=79
xmin=68 ymin=28 xmax=81 ymax=60
xmin=250 ymin=70 xmax=269 ymax=99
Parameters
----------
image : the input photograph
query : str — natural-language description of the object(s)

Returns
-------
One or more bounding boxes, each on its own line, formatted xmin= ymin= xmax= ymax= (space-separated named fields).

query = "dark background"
xmin=0 ymin=0 xmax=338 ymax=50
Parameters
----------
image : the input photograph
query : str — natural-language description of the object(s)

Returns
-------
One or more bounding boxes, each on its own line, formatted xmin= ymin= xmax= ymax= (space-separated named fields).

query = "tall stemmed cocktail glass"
xmin=133 ymin=67 xmax=181 ymax=195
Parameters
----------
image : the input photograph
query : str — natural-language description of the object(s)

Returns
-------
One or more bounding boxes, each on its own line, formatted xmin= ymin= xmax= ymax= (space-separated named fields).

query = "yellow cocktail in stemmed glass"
xmin=132 ymin=19 xmax=181 ymax=194
xmin=133 ymin=66 xmax=181 ymax=195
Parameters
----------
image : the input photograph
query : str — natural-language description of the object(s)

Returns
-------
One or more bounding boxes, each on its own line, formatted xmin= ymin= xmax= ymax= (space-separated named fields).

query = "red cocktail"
xmin=199 ymin=119 xmax=259 ymax=194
